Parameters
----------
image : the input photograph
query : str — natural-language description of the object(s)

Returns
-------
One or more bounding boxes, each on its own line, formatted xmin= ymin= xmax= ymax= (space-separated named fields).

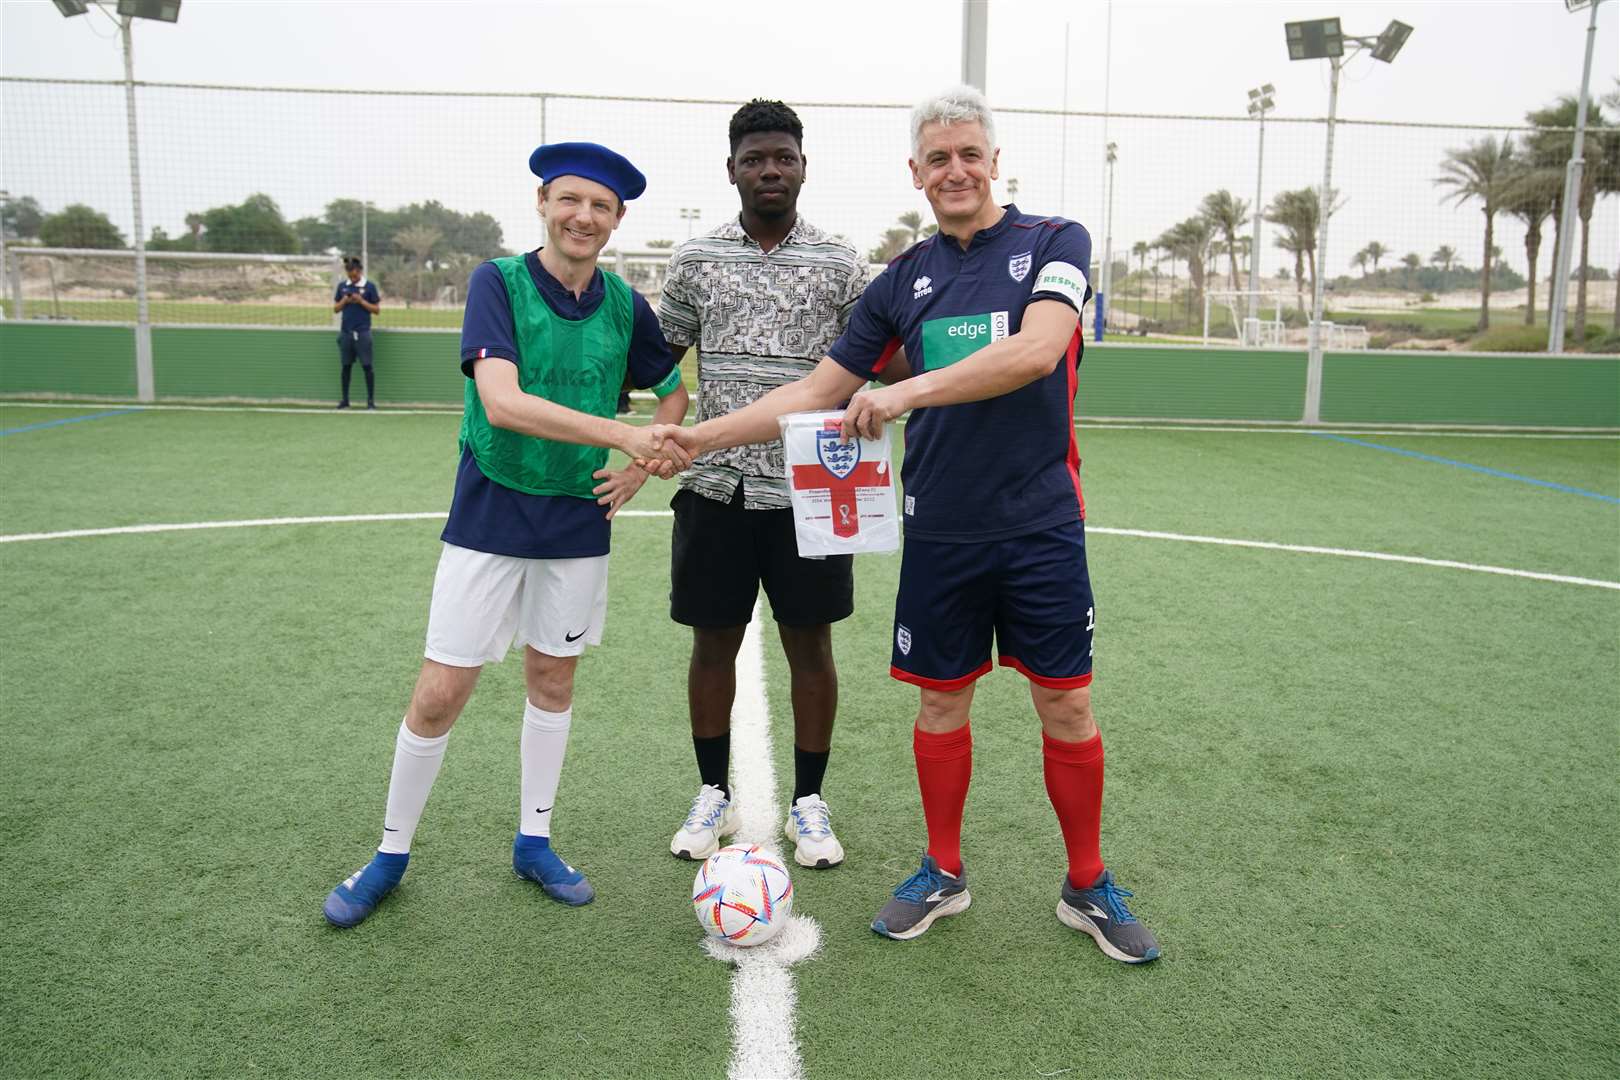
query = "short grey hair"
xmin=910 ymin=84 xmax=997 ymax=158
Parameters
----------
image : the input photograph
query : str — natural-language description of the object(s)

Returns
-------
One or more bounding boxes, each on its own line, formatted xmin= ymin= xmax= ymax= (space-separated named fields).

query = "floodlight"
xmin=1370 ymin=20 xmax=1413 ymax=62
xmin=116 ymin=0 xmax=182 ymax=22
xmin=1285 ymin=18 xmax=1343 ymax=60
xmin=51 ymin=0 xmax=90 ymax=15
xmin=1262 ymin=83 xmax=1276 ymax=95
xmin=1564 ymin=0 xmax=1594 ymax=11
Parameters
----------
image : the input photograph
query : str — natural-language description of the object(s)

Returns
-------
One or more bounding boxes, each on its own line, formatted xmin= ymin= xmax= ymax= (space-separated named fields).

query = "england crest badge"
xmin=816 ymin=427 xmax=860 ymax=479
xmin=1008 ymin=251 xmax=1033 ymax=282
xmin=896 ymin=624 xmax=912 ymax=656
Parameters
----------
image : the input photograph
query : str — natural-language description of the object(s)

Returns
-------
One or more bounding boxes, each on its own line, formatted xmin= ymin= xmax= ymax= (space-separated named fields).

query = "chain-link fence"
xmin=2 ymin=77 xmax=1616 ymax=350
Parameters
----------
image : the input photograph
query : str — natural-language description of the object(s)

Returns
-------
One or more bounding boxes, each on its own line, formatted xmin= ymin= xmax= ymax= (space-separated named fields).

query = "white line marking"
xmin=730 ymin=601 xmax=779 ymax=848
xmin=0 ymin=509 xmax=670 ymax=544
xmin=2 ymin=512 xmax=1612 ymax=592
xmin=711 ymin=600 xmax=814 ymax=1080
xmin=1 ymin=401 xmax=1613 ymax=438
xmin=1089 ymin=526 xmax=1620 ymax=591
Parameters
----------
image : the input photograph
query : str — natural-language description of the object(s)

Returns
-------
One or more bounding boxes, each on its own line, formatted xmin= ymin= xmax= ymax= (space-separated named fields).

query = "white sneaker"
xmin=784 ymin=793 xmax=845 ymax=868
xmin=670 ymin=784 xmax=738 ymax=861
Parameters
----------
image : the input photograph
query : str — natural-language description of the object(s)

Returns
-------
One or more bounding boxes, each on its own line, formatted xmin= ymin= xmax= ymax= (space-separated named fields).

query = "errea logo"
xmin=912 ymin=276 xmax=933 ymax=300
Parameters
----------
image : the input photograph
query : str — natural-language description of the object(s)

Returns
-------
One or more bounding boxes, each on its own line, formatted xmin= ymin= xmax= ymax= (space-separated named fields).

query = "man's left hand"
xmin=592 ymin=464 xmax=648 ymax=520
xmin=840 ymin=383 xmax=910 ymax=442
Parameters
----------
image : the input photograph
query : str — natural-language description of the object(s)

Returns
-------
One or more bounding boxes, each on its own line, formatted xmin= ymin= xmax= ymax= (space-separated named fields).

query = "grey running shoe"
xmin=671 ymin=784 xmax=738 ymax=861
xmin=870 ymin=854 xmax=970 ymax=940
xmin=784 ymin=793 xmax=845 ymax=868
xmin=1056 ymin=869 xmax=1161 ymax=963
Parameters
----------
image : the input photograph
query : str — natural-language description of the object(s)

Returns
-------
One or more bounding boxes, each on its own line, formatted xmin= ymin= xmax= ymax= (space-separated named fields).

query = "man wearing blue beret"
xmin=323 ymin=141 xmax=691 ymax=928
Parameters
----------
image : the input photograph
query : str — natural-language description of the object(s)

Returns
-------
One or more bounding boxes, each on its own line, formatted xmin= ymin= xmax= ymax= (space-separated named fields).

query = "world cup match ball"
xmin=692 ymin=844 xmax=794 ymax=946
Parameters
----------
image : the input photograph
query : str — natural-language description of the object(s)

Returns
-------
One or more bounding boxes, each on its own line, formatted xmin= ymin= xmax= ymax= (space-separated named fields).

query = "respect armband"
xmin=649 ymin=367 xmax=684 ymax=399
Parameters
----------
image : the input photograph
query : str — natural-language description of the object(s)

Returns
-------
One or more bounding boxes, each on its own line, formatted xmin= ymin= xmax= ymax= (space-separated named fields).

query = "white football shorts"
xmin=424 ymin=543 xmax=609 ymax=667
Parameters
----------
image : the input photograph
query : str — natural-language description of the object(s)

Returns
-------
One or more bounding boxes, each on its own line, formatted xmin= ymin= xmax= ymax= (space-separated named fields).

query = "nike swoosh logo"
xmin=383 ymin=827 xmax=398 ymax=832
xmin=564 ymin=628 xmax=587 ymax=642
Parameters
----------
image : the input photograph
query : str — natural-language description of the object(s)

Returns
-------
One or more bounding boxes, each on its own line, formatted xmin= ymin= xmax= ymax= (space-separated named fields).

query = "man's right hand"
xmin=621 ymin=422 xmax=693 ymax=475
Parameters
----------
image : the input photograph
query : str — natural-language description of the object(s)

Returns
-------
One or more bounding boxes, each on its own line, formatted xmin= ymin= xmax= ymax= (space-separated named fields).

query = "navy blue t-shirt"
xmin=828 ymin=205 xmax=1093 ymax=543
xmin=440 ymin=250 xmax=675 ymax=559
xmin=334 ymin=279 xmax=380 ymax=334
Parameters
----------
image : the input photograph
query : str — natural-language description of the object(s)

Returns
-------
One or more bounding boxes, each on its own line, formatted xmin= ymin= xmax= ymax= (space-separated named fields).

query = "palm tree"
xmin=1400 ymin=252 xmax=1422 ymax=289
xmin=1265 ymin=187 xmax=1337 ymax=310
xmin=1431 ymin=245 xmax=1457 ymax=272
xmin=1363 ymin=240 xmax=1389 ymax=274
xmin=1352 ymin=249 xmax=1370 ymax=278
xmin=1132 ymin=240 xmax=1149 ymax=316
xmin=1158 ymin=217 xmax=1214 ymax=321
xmin=1503 ymin=168 xmax=1559 ymax=325
xmin=1199 ymin=189 xmax=1250 ymax=290
xmin=184 ymin=213 xmax=204 ymax=246
xmin=393 ymin=224 xmax=442 ymax=301
xmin=896 ymin=210 xmax=937 ymax=245
xmin=1274 ymin=231 xmax=1307 ymax=313
xmin=1606 ymin=80 xmax=1620 ymax=331
xmin=1526 ymin=98 xmax=1617 ymax=341
xmin=1435 ymin=134 xmax=1518 ymax=331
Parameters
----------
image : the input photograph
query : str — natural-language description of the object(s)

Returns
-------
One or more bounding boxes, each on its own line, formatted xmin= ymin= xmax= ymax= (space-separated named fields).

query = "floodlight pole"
xmin=1247 ymin=92 xmax=1273 ymax=330
xmin=1304 ymin=55 xmax=1341 ymax=424
xmin=120 ymin=13 xmax=154 ymax=401
xmin=1545 ymin=0 xmax=1603 ymax=354
xmin=960 ymin=0 xmax=988 ymax=91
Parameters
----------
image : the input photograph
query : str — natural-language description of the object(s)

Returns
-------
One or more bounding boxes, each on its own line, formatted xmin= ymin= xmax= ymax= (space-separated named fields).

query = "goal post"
xmin=1204 ymin=289 xmax=1290 ymax=348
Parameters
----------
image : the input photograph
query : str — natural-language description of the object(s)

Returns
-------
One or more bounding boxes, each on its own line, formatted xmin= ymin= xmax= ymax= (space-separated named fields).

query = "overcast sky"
xmin=3 ymin=0 xmax=1611 ymax=124
xmin=2 ymin=0 xmax=1615 ymax=279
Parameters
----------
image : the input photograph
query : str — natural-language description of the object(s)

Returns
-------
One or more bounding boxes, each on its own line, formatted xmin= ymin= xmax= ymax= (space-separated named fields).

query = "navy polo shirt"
xmin=828 ymin=205 xmax=1093 ymax=544
xmin=440 ymin=249 xmax=675 ymax=559
xmin=334 ymin=278 xmax=380 ymax=334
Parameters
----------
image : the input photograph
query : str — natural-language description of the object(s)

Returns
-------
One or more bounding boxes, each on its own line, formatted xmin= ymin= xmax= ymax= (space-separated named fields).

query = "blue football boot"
xmin=323 ymin=851 xmax=409 ymax=928
xmin=513 ymin=834 xmax=594 ymax=906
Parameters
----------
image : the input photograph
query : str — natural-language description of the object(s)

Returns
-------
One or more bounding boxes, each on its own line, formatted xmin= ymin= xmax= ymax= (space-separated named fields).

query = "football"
xmin=692 ymin=844 xmax=794 ymax=946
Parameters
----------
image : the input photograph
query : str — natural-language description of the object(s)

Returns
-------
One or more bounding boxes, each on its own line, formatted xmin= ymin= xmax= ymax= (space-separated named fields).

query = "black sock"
xmin=363 ymin=366 xmax=375 ymax=404
xmin=340 ymin=364 xmax=352 ymax=403
xmin=693 ymin=732 xmax=730 ymax=799
xmin=793 ymin=746 xmax=829 ymax=803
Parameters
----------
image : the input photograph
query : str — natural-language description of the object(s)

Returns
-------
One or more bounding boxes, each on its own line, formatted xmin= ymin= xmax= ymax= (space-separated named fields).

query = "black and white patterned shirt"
xmin=659 ymin=215 xmax=868 ymax=509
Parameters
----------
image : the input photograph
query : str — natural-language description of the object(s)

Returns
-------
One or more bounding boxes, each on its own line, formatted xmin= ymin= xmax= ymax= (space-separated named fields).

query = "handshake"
xmin=622 ymin=422 xmax=704 ymax=479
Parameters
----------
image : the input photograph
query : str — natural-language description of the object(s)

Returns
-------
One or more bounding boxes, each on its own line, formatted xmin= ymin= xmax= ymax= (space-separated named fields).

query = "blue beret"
xmin=529 ymin=141 xmax=647 ymax=202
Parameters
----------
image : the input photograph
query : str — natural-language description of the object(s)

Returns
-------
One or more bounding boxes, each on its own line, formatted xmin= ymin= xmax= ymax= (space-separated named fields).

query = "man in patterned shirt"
xmin=659 ymin=99 xmax=883 ymax=869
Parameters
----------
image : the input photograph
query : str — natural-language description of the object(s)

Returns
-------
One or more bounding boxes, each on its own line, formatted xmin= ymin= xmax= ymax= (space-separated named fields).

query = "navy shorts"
xmin=891 ymin=519 xmax=1095 ymax=691
xmin=338 ymin=330 xmax=374 ymax=369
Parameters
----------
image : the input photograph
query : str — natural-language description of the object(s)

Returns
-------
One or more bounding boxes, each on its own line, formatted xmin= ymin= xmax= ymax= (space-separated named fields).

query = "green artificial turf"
xmin=2 ymin=404 xmax=1616 ymax=1078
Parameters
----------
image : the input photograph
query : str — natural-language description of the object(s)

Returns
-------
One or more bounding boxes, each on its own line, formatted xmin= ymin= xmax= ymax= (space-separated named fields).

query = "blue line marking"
xmin=0 ymin=408 xmax=144 ymax=437
xmin=1312 ymin=432 xmax=1620 ymax=505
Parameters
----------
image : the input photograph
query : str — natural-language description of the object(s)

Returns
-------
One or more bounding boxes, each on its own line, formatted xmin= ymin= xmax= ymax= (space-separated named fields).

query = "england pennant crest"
xmin=1008 ymin=251 xmax=1033 ymax=282
xmin=782 ymin=411 xmax=899 ymax=556
xmin=816 ymin=427 xmax=861 ymax=479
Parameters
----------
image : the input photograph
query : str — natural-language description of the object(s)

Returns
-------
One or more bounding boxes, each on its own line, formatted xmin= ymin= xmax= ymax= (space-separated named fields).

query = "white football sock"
xmin=378 ymin=719 xmax=448 ymax=855
xmin=519 ymin=700 xmax=572 ymax=837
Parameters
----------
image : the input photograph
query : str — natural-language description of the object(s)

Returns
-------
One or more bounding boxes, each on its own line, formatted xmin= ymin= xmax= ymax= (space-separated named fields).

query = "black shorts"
xmin=670 ymin=484 xmax=854 ymax=628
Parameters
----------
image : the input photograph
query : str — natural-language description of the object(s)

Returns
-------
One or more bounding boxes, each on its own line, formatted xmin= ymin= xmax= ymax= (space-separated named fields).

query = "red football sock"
xmin=913 ymin=723 xmax=973 ymax=877
xmin=1043 ymin=730 xmax=1105 ymax=890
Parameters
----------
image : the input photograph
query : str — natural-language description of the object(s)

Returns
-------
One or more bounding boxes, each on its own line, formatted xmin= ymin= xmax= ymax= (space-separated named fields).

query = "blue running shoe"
xmin=513 ymin=834 xmax=594 ymax=906
xmin=1057 ymin=869 xmax=1161 ymax=963
xmin=871 ymin=854 xmax=970 ymax=940
xmin=323 ymin=851 xmax=409 ymax=928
